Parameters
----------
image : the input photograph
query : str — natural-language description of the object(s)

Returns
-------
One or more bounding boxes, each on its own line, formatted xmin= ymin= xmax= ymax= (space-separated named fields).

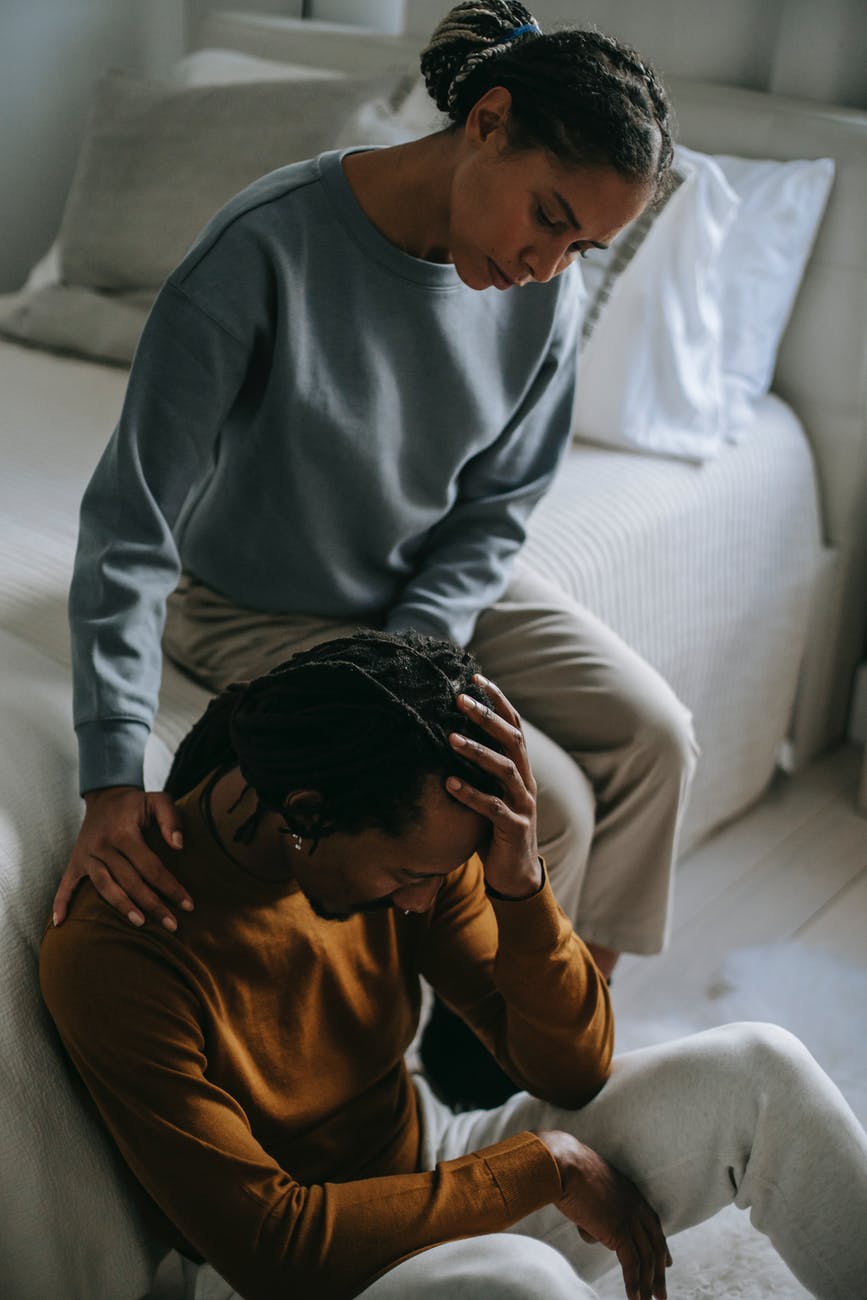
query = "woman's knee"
xmin=527 ymin=724 xmax=596 ymax=917
xmin=634 ymin=688 xmax=699 ymax=791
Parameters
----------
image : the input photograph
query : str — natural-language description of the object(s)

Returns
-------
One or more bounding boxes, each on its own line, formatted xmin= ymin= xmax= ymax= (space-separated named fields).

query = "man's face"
xmin=289 ymin=775 xmax=488 ymax=923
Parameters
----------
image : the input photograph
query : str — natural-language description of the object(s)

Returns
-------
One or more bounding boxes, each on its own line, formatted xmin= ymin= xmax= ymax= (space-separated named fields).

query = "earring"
xmin=291 ymin=833 xmax=303 ymax=852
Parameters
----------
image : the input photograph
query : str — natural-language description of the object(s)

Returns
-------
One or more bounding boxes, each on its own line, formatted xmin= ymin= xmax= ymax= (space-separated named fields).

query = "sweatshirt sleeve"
xmin=69 ymin=280 xmax=251 ymax=793
xmin=420 ymin=857 xmax=614 ymax=1108
xmin=385 ymin=271 xmax=582 ymax=647
xmin=40 ymin=923 xmax=562 ymax=1300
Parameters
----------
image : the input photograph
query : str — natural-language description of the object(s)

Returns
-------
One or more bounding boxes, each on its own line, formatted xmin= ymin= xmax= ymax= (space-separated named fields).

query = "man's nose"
xmin=392 ymin=878 xmax=443 ymax=914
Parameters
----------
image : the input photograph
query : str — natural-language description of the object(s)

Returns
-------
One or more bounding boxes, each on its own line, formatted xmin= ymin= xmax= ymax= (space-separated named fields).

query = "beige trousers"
xmin=163 ymin=562 xmax=698 ymax=953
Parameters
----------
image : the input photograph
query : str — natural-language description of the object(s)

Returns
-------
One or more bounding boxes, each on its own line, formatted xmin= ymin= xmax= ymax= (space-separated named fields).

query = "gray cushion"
xmin=0 ymin=69 xmax=398 ymax=364
xmin=59 ymin=69 xmax=392 ymax=291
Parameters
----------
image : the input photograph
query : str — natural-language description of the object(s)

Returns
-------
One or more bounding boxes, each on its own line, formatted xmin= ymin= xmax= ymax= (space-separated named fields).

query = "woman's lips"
xmin=488 ymin=258 xmax=514 ymax=290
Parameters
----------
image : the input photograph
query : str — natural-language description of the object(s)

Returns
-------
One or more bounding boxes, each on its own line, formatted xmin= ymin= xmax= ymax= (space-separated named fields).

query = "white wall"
xmin=1 ymin=0 xmax=865 ymax=292
xmin=0 ymin=0 xmax=141 ymax=291
xmin=0 ymin=0 xmax=302 ymax=293
xmin=404 ymin=0 xmax=867 ymax=110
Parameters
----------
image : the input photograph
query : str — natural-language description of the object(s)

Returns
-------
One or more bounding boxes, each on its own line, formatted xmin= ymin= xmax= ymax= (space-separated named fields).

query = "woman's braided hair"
xmin=165 ymin=629 xmax=502 ymax=844
xmin=420 ymin=1 xmax=675 ymax=199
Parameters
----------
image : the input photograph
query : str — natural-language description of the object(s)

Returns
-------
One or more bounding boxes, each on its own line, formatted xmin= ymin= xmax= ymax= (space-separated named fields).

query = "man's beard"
xmin=300 ymin=886 xmax=393 ymax=924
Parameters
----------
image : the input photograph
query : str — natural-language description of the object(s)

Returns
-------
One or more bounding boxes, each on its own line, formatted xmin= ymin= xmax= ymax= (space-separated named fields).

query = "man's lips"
xmin=488 ymin=258 xmax=515 ymax=290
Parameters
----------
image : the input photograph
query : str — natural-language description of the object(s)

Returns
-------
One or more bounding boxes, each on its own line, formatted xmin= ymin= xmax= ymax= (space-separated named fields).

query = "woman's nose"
xmin=391 ymin=878 xmax=443 ymax=914
xmin=524 ymin=242 xmax=575 ymax=284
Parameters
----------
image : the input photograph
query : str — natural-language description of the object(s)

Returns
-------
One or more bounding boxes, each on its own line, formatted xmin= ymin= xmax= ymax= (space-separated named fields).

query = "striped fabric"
xmin=522 ymin=393 xmax=826 ymax=849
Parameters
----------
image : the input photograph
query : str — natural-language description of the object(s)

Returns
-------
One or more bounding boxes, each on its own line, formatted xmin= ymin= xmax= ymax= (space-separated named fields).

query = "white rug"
xmin=594 ymin=942 xmax=867 ymax=1299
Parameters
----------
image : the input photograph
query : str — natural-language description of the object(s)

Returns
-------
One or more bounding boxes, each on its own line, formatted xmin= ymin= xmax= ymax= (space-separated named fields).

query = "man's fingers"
xmin=457 ymin=691 xmax=535 ymax=790
xmin=445 ymin=775 xmax=527 ymax=835
xmin=472 ymin=673 xmax=522 ymax=728
xmin=448 ymin=732 xmax=531 ymax=808
xmin=615 ymin=1238 xmax=642 ymax=1300
xmin=634 ymin=1221 xmax=659 ymax=1300
xmin=639 ymin=1204 xmax=670 ymax=1298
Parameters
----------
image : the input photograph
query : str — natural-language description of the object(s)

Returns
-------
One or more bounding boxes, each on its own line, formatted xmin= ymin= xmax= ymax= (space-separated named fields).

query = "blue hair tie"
xmin=504 ymin=22 xmax=540 ymax=43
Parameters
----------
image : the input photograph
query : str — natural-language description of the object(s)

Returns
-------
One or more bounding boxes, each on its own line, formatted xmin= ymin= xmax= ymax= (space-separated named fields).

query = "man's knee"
xmin=494 ymin=1236 xmax=590 ymax=1297
xmin=729 ymin=1021 xmax=816 ymax=1087
xmin=363 ymin=1235 xmax=591 ymax=1298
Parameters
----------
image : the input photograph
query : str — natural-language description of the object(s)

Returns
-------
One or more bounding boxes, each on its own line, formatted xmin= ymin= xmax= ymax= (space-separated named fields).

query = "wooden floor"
xmin=613 ymin=742 xmax=867 ymax=1022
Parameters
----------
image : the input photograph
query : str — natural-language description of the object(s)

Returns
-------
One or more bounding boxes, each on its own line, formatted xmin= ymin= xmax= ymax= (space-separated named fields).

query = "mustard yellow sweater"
xmin=40 ymin=778 xmax=613 ymax=1300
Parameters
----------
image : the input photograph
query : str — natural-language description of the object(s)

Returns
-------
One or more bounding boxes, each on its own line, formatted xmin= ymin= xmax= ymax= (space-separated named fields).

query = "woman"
xmin=57 ymin=3 xmax=697 ymax=993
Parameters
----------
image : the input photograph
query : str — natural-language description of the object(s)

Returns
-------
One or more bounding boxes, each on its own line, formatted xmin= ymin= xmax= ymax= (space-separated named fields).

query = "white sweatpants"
xmin=186 ymin=1024 xmax=867 ymax=1300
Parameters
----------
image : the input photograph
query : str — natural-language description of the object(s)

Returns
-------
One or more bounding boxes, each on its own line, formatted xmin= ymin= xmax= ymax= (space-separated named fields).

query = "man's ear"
xmin=283 ymin=789 xmax=326 ymax=837
xmin=465 ymin=85 xmax=513 ymax=146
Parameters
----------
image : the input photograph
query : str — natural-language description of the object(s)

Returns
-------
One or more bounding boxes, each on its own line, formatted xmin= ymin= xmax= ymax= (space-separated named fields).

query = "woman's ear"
xmin=465 ymin=85 xmax=513 ymax=146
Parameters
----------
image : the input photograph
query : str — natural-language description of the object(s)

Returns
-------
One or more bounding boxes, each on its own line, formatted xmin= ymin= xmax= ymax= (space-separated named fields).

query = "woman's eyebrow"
xmin=552 ymin=191 xmax=610 ymax=249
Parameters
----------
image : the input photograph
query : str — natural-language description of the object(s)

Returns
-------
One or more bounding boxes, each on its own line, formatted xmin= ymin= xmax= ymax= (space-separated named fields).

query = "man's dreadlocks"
xmin=165 ymin=630 xmax=502 ymax=844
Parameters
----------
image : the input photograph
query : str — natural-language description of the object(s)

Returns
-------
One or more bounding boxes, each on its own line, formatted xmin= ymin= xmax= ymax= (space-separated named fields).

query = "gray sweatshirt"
xmin=70 ymin=149 xmax=582 ymax=793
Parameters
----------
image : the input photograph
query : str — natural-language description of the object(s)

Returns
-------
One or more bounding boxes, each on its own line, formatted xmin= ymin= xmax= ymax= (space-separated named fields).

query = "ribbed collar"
xmin=317 ymin=148 xmax=464 ymax=291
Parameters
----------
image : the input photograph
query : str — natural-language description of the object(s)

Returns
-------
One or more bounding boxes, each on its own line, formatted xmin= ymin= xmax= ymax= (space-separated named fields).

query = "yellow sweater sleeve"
xmin=40 ymin=919 xmax=561 ymax=1300
xmin=420 ymin=858 xmax=614 ymax=1108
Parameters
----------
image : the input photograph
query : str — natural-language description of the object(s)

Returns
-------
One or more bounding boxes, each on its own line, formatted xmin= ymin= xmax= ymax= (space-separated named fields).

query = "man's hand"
xmin=446 ymin=674 xmax=541 ymax=899
xmin=536 ymin=1128 xmax=671 ymax=1300
xmin=53 ymin=786 xmax=193 ymax=930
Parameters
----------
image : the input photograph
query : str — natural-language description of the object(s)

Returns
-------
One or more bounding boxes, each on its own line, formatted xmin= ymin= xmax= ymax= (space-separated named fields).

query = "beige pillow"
xmin=59 ymin=69 xmax=394 ymax=293
xmin=0 ymin=68 xmax=399 ymax=364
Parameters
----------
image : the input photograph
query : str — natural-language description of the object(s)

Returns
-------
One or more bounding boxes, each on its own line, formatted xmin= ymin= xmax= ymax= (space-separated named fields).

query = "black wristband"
xmin=485 ymin=859 xmax=546 ymax=902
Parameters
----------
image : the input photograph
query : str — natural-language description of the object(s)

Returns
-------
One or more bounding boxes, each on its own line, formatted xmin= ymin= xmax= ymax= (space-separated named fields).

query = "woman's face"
xmin=447 ymin=87 xmax=652 ymax=291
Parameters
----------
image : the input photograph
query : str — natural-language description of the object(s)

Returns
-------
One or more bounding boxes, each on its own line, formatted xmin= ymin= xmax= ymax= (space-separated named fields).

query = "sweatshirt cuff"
xmin=480 ymin=1131 xmax=563 ymax=1218
xmin=76 ymin=719 xmax=151 ymax=795
xmin=487 ymin=860 xmax=568 ymax=953
xmin=385 ymin=607 xmax=458 ymax=645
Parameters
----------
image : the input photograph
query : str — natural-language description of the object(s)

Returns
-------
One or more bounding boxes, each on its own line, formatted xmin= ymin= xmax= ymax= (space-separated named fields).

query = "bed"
xmin=1 ymin=6 xmax=865 ymax=1299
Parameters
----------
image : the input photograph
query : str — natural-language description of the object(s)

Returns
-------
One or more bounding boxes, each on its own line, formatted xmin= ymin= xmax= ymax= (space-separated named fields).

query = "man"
xmin=41 ymin=633 xmax=867 ymax=1300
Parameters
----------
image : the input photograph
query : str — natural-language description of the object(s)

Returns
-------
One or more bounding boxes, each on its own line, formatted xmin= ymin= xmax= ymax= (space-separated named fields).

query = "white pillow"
xmin=571 ymin=152 xmax=740 ymax=462
xmin=172 ymin=47 xmax=347 ymax=86
xmin=685 ymin=147 xmax=834 ymax=439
